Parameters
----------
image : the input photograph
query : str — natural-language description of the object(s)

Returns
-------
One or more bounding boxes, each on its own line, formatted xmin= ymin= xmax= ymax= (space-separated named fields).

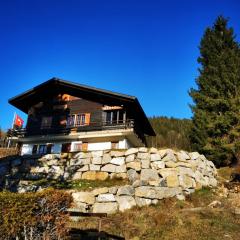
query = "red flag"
xmin=14 ymin=114 xmax=24 ymax=127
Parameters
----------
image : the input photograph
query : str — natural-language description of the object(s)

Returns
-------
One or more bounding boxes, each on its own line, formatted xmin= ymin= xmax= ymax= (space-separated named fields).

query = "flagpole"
xmin=7 ymin=112 xmax=16 ymax=148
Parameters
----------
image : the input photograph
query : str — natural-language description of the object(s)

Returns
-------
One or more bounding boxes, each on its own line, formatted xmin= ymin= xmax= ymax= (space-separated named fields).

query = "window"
xmin=41 ymin=117 xmax=52 ymax=129
xmin=76 ymin=114 xmax=86 ymax=126
xmin=105 ymin=110 xmax=125 ymax=124
xmin=38 ymin=145 xmax=47 ymax=154
xmin=67 ymin=113 xmax=91 ymax=127
xmin=67 ymin=115 xmax=75 ymax=127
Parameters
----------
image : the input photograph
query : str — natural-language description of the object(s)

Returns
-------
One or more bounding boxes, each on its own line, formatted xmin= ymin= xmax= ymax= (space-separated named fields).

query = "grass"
xmin=31 ymin=178 xmax=129 ymax=191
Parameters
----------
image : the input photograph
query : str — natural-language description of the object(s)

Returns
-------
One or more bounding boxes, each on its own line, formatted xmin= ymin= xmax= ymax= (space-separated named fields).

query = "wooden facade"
xmin=8 ymin=78 xmax=155 ymax=154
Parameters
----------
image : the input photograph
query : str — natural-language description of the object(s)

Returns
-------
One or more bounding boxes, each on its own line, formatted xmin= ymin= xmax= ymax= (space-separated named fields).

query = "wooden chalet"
xmin=8 ymin=78 xmax=155 ymax=155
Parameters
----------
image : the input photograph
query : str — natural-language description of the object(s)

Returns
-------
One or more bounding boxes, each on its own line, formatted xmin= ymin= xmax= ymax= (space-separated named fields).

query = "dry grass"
xmin=71 ymin=188 xmax=240 ymax=240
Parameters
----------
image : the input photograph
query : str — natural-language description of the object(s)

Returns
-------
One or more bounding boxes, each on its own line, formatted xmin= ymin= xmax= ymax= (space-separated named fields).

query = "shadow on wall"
xmin=69 ymin=229 xmax=125 ymax=240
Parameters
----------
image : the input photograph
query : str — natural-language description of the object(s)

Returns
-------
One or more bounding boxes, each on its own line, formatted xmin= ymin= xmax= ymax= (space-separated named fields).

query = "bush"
xmin=0 ymin=189 xmax=71 ymax=240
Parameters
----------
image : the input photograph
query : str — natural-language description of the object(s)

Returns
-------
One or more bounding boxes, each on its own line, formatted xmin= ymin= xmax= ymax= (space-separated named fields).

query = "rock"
xmin=140 ymin=169 xmax=160 ymax=182
xmin=141 ymin=160 xmax=150 ymax=169
xmin=77 ymin=165 xmax=89 ymax=172
xmin=151 ymin=161 xmax=165 ymax=170
xmin=162 ymin=150 xmax=177 ymax=162
xmin=72 ymin=172 xmax=82 ymax=180
xmin=93 ymin=202 xmax=118 ymax=214
xmin=111 ymin=151 xmax=125 ymax=157
xmin=89 ymin=164 xmax=101 ymax=171
xmin=135 ymin=197 xmax=152 ymax=207
xmin=125 ymin=148 xmax=138 ymax=156
xmin=126 ymin=161 xmax=141 ymax=171
xmin=109 ymin=186 xmax=118 ymax=194
xmin=149 ymin=147 xmax=158 ymax=154
xmin=177 ymin=167 xmax=195 ymax=178
xmin=209 ymin=178 xmax=217 ymax=187
xmin=97 ymin=194 xmax=116 ymax=202
xmin=159 ymin=149 xmax=167 ymax=158
xmin=175 ymin=162 xmax=192 ymax=168
xmin=152 ymin=199 xmax=159 ymax=205
xmin=135 ymin=186 xmax=181 ymax=199
xmin=148 ymin=179 xmax=166 ymax=187
xmin=0 ymin=165 xmax=8 ymax=175
xmin=177 ymin=151 xmax=190 ymax=161
xmin=117 ymin=185 xmax=135 ymax=196
xmin=111 ymin=157 xmax=125 ymax=165
xmin=92 ymin=187 xmax=109 ymax=196
xmin=82 ymin=171 xmax=108 ymax=180
xmin=92 ymin=157 xmax=102 ymax=165
xmin=69 ymin=203 xmax=88 ymax=213
xmin=11 ymin=158 xmax=21 ymax=167
xmin=208 ymin=200 xmax=222 ymax=208
xmin=138 ymin=147 xmax=148 ymax=153
xmin=127 ymin=169 xmax=139 ymax=183
xmin=126 ymin=154 xmax=135 ymax=163
xmin=176 ymin=194 xmax=185 ymax=201
xmin=81 ymin=158 xmax=91 ymax=165
xmin=116 ymin=196 xmax=136 ymax=212
xmin=115 ymin=164 xmax=127 ymax=173
xmin=179 ymin=175 xmax=194 ymax=189
xmin=159 ymin=168 xmax=179 ymax=178
xmin=137 ymin=152 xmax=150 ymax=160
xmin=150 ymin=153 xmax=161 ymax=161
xmin=72 ymin=192 xmax=95 ymax=205
xmin=110 ymin=173 xmax=127 ymax=179
xmin=69 ymin=158 xmax=83 ymax=166
xmin=233 ymin=208 xmax=240 ymax=215
xmin=189 ymin=152 xmax=200 ymax=160
xmin=101 ymin=164 xmax=116 ymax=173
xmin=102 ymin=154 xmax=112 ymax=164
xmin=92 ymin=151 xmax=103 ymax=157
xmin=166 ymin=175 xmax=179 ymax=188
xmin=75 ymin=152 xmax=91 ymax=159
xmin=165 ymin=161 xmax=177 ymax=168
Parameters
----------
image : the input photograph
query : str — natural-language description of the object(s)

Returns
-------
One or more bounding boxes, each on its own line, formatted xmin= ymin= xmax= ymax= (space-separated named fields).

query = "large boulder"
xmin=101 ymin=164 xmax=116 ymax=173
xmin=111 ymin=157 xmax=125 ymax=166
xmin=125 ymin=148 xmax=138 ymax=156
xmin=166 ymin=174 xmax=179 ymax=188
xmin=117 ymin=185 xmax=135 ymax=196
xmin=140 ymin=169 xmax=160 ymax=182
xmin=72 ymin=192 xmax=95 ymax=205
xmin=97 ymin=193 xmax=116 ymax=202
xmin=93 ymin=202 xmax=118 ymax=214
xmin=116 ymin=196 xmax=136 ymax=212
xmin=82 ymin=171 xmax=108 ymax=180
xmin=126 ymin=161 xmax=141 ymax=171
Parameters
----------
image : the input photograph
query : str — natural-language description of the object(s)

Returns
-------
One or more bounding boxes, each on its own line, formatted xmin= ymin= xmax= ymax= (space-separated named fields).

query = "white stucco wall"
xmin=21 ymin=144 xmax=33 ymax=155
xmin=88 ymin=142 xmax=112 ymax=151
xmin=118 ymin=139 xmax=132 ymax=149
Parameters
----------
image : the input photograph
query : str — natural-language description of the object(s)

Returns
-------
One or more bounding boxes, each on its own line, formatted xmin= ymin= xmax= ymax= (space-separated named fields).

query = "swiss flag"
xmin=14 ymin=114 xmax=24 ymax=127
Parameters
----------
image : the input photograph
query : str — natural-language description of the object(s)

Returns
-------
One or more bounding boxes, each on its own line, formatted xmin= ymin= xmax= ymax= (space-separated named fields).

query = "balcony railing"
xmin=7 ymin=119 xmax=135 ymax=138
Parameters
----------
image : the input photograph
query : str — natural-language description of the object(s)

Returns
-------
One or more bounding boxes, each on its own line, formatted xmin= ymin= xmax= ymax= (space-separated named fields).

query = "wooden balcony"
xmin=8 ymin=119 xmax=135 ymax=138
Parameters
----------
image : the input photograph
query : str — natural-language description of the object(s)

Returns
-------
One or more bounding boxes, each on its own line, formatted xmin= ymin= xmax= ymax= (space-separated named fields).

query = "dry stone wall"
xmin=1 ymin=148 xmax=217 ymax=201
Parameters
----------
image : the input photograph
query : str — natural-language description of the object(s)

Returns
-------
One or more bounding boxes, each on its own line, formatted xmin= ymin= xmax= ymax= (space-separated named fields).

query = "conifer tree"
xmin=189 ymin=16 xmax=240 ymax=166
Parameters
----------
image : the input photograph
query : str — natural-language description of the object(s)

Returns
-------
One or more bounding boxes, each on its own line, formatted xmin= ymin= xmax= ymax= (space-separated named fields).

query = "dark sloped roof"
xmin=9 ymin=77 xmax=155 ymax=136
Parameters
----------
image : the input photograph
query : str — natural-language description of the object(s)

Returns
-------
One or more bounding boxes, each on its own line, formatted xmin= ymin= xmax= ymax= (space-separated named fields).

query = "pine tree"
xmin=189 ymin=16 xmax=240 ymax=167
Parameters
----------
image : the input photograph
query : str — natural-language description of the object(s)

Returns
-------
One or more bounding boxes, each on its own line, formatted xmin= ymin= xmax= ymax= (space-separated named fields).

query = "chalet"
xmin=8 ymin=78 xmax=155 ymax=155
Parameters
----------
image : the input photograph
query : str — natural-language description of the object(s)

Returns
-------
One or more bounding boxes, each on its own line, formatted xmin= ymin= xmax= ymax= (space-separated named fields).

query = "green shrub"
xmin=0 ymin=189 xmax=71 ymax=240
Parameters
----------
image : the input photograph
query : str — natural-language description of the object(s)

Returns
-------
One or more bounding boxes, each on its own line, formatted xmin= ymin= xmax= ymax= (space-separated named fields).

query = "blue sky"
xmin=0 ymin=0 xmax=239 ymax=130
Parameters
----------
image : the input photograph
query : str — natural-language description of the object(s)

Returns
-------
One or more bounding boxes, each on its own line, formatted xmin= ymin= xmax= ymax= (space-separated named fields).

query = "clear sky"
xmin=0 ymin=0 xmax=239 ymax=130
